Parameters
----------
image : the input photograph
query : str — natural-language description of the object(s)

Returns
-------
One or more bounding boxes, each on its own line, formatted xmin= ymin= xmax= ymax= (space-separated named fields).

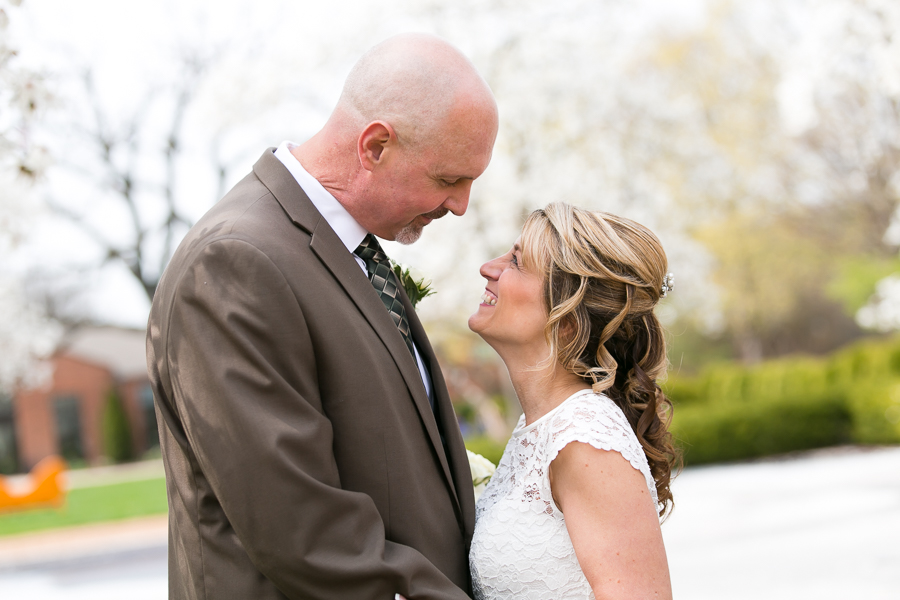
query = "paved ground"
xmin=664 ymin=445 xmax=900 ymax=599
xmin=0 ymin=515 xmax=167 ymax=599
xmin=0 ymin=446 xmax=897 ymax=598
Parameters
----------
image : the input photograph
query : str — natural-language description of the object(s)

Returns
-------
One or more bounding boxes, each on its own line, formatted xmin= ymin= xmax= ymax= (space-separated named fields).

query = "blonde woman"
xmin=468 ymin=203 xmax=678 ymax=599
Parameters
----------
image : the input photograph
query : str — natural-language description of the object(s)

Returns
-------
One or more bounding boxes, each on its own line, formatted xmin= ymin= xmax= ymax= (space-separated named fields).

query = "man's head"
xmin=307 ymin=33 xmax=499 ymax=244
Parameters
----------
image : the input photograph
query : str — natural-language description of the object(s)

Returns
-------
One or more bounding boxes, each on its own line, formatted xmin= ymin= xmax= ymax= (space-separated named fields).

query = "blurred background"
xmin=0 ymin=0 xmax=898 ymax=597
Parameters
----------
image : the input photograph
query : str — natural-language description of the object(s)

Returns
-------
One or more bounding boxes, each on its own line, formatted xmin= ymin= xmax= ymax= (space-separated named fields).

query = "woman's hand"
xmin=550 ymin=442 xmax=672 ymax=600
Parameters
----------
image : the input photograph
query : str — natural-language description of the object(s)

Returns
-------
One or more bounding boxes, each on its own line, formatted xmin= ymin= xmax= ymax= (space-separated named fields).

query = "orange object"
xmin=0 ymin=455 xmax=67 ymax=512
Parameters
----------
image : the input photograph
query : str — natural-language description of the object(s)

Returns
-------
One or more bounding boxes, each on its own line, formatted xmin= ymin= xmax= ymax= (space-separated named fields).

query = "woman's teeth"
xmin=481 ymin=292 xmax=497 ymax=306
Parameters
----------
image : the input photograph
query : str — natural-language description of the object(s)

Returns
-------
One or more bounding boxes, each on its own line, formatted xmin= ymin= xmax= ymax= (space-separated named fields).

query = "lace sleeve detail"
xmin=542 ymin=392 xmax=658 ymax=510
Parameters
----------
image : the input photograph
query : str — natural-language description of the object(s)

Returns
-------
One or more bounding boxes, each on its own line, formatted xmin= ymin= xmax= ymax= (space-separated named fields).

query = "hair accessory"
xmin=660 ymin=273 xmax=675 ymax=297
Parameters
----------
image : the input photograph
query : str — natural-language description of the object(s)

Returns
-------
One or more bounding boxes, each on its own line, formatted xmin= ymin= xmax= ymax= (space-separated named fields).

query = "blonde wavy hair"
xmin=521 ymin=202 xmax=680 ymax=517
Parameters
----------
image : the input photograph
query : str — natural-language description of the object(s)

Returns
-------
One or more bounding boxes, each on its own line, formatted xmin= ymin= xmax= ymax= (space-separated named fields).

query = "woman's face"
xmin=468 ymin=236 xmax=548 ymax=350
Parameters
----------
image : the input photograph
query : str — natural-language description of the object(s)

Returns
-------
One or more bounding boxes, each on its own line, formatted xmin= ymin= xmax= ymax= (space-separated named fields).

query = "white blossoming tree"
xmin=22 ymin=13 xmax=350 ymax=312
xmin=394 ymin=0 xmax=900 ymax=366
xmin=0 ymin=0 xmax=60 ymax=393
xmin=818 ymin=0 xmax=900 ymax=332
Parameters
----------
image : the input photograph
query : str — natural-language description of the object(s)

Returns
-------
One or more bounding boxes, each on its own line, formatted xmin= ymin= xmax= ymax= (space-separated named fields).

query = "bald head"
xmin=334 ymin=33 xmax=496 ymax=146
xmin=294 ymin=34 xmax=498 ymax=244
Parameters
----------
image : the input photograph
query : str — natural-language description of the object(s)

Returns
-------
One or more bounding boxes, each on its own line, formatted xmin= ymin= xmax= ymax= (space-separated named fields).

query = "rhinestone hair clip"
xmin=660 ymin=273 xmax=675 ymax=298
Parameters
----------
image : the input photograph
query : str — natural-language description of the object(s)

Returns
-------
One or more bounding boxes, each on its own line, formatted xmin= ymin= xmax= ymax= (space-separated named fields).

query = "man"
xmin=146 ymin=34 xmax=499 ymax=600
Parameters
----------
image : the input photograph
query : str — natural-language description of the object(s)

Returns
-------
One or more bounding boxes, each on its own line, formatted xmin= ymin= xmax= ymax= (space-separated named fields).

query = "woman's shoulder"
xmin=544 ymin=390 xmax=657 ymax=500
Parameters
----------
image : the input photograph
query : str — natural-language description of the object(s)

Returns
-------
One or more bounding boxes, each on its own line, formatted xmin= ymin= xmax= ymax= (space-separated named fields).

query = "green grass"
xmin=0 ymin=477 xmax=167 ymax=536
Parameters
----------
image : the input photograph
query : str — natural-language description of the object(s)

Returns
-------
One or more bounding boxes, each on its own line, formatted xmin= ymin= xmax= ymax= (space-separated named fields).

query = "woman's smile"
xmin=480 ymin=289 xmax=498 ymax=306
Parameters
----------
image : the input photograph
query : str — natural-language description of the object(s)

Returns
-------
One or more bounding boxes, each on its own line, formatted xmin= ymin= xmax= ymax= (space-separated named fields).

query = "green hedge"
xmin=464 ymin=435 xmax=506 ymax=467
xmin=673 ymin=394 xmax=851 ymax=464
xmin=665 ymin=335 xmax=900 ymax=465
xmin=846 ymin=378 xmax=900 ymax=444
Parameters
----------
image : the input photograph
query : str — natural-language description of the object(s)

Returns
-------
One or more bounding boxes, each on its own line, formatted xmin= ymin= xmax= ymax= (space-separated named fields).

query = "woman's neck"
xmin=500 ymin=344 xmax=591 ymax=426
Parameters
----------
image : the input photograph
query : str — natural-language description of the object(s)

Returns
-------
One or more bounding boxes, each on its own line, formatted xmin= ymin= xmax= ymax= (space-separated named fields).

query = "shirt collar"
xmin=273 ymin=141 xmax=368 ymax=253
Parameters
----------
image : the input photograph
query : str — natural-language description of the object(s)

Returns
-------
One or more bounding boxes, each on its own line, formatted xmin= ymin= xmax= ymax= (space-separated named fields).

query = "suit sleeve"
xmin=164 ymin=237 xmax=470 ymax=600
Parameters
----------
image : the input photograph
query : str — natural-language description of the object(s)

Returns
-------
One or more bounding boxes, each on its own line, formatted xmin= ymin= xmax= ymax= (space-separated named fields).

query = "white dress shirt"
xmin=273 ymin=142 xmax=434 ymax=402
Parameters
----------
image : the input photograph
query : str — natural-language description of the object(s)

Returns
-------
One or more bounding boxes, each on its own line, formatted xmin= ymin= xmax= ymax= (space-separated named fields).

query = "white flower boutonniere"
xmin=467 ymin=449 xmax=497 ymax=502
xmin=391 ymin=262 xmax=435 ymax=308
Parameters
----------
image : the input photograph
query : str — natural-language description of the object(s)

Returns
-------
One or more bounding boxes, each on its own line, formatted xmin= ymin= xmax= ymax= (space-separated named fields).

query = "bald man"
xmin=146 ymin=34 xmax=499 ymax=600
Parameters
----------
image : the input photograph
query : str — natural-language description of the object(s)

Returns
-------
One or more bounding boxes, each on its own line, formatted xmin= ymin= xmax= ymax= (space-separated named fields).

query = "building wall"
xmin=13 ymin=355 xmax=154 ymax=471
xmin=14 ymin=385 xmax=58 ymax=471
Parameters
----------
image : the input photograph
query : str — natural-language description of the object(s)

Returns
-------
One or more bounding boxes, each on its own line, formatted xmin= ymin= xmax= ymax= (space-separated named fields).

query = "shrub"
xmin=673 ymin=393 xmax=851 ymax=465
xmin=464 ymin=435 xmax=506 ymax=467
xmin=697 ymin=363 xmax=749 ymax=404
xmin=102 ymin=388 xmax=133 ymax=463
xmin=669 ymin=335 xmax=900 ymax=465
xmin=660 ymin=375 xmax=704 ymax=406
xmin=845 ymin=378 xmax=900 ymax=444
xmin=828 ymin=337 xmax=900 ymax=383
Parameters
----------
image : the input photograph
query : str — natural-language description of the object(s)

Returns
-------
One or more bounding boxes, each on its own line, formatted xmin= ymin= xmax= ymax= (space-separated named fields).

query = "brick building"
xmin=3 ymin=326 xmax=157 ymax=472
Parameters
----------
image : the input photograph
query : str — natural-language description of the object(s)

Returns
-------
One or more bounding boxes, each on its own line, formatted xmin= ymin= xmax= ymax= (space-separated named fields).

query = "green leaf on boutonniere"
xmin=392 ymin=262 xmax=435 ymax=308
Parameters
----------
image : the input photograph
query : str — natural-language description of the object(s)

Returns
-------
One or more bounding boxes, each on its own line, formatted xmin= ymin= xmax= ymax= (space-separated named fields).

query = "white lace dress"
xmin=469 ymin=389 xmax=658 ymax=599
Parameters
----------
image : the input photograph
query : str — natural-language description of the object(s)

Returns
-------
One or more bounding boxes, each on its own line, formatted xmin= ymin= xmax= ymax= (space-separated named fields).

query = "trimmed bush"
xmin=660 ymin=376 xmax=704 ymax=406
xmin=667 ymin=335 xmax=900 ymax=465
xmin=672 ymin=394 xmax=851 ymax=465
xmin=102 ymin=388 xmax=134 ymax=463
xmin=846 ymin=378 xmax=900 ymax=444
xmin=697 ymin=363 xmax=749 ymax=404
xmin=827 ymin=337 xmax=900 ymax=382
xmin=465 ymin=435 xmax=506 ymax=467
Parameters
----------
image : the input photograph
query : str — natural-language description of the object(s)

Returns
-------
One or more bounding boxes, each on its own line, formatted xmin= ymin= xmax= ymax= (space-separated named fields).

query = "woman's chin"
xmin=468 ymin=310 xmax=494 ymax=337
xmin=467 ymin=312 xmax=482 ymax=334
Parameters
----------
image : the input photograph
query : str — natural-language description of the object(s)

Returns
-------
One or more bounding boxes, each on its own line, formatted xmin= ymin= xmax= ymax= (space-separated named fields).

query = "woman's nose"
xmin=479 ymin=255 xmax=503 ymax=281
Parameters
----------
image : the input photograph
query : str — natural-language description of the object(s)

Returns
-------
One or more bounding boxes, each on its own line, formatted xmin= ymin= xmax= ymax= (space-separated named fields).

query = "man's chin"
xmin=394 ymin=208 xmax=449 ymax=245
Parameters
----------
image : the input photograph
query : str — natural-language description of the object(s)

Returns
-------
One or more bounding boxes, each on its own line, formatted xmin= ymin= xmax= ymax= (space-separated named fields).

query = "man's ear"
xmin=358 ymin=121 xmax=394 ymax=172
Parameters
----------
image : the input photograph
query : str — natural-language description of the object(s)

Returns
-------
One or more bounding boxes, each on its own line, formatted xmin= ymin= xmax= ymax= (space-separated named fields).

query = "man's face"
xmin=364 ymin=102 xmax=498 ymax=244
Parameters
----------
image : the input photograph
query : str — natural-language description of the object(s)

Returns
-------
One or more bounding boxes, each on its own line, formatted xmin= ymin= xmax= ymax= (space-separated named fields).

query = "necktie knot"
xmin=355 ymin=234 xmax=388 ymax=266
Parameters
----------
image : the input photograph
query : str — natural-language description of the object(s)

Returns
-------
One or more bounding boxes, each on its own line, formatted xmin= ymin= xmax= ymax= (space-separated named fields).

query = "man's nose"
xmin=443 ymin=182 xmax=473 ymax=216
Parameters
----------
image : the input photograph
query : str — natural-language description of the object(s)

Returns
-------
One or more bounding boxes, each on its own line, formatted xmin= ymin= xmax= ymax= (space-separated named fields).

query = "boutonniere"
xmin=391 ymin=262 xmax=435 ymax=308
xmin=467 ymin=449 xmax=497 ymax=502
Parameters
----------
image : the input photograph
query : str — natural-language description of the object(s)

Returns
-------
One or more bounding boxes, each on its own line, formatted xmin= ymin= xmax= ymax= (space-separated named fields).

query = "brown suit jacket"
xmin=146 ymin=149 xmax=476 ymax=599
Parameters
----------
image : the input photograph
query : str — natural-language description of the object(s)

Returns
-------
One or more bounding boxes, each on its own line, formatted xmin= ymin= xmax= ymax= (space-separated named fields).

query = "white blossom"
xmin=0 ymin=275 xmax=61 ymax=392
xmin=857 ymin=275 xmax=900 ymax=333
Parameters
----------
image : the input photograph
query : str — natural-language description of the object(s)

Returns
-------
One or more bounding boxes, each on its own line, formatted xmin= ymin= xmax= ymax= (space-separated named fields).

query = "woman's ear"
xmin=558 ymin=316 xmax=577 ymax=343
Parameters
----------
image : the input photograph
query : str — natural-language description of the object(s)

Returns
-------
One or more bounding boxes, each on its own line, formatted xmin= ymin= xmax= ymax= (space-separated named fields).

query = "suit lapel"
xmin=306 ymin=223 xmax=437 ymax=430
xmin=251 ymin=150 xmax=461 ymax=515
xmin=404 ymin=299 xmax=472 ymax=533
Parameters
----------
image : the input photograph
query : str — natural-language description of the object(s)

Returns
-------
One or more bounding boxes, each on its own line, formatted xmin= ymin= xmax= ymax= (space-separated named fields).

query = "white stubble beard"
xmin=394 ymin=222 xmax=424 ymax=245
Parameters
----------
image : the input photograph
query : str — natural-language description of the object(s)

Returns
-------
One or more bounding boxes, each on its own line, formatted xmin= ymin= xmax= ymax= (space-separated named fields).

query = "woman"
xmin=468 ymin=203 xmax=678 ymax=599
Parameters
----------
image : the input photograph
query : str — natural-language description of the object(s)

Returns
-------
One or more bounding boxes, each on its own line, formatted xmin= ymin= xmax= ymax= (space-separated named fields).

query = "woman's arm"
xmin=550 ymin=442 xmax=672 ymax=600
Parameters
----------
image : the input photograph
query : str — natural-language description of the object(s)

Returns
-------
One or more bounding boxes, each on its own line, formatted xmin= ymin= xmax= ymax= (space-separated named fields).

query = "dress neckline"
xmin=512 ymin=388 xmax=597 ymax=437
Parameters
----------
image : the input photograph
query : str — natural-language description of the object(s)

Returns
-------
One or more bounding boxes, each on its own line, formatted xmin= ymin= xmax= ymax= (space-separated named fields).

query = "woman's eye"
xmin=510 ymin=254 xmax=519 ymax=267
